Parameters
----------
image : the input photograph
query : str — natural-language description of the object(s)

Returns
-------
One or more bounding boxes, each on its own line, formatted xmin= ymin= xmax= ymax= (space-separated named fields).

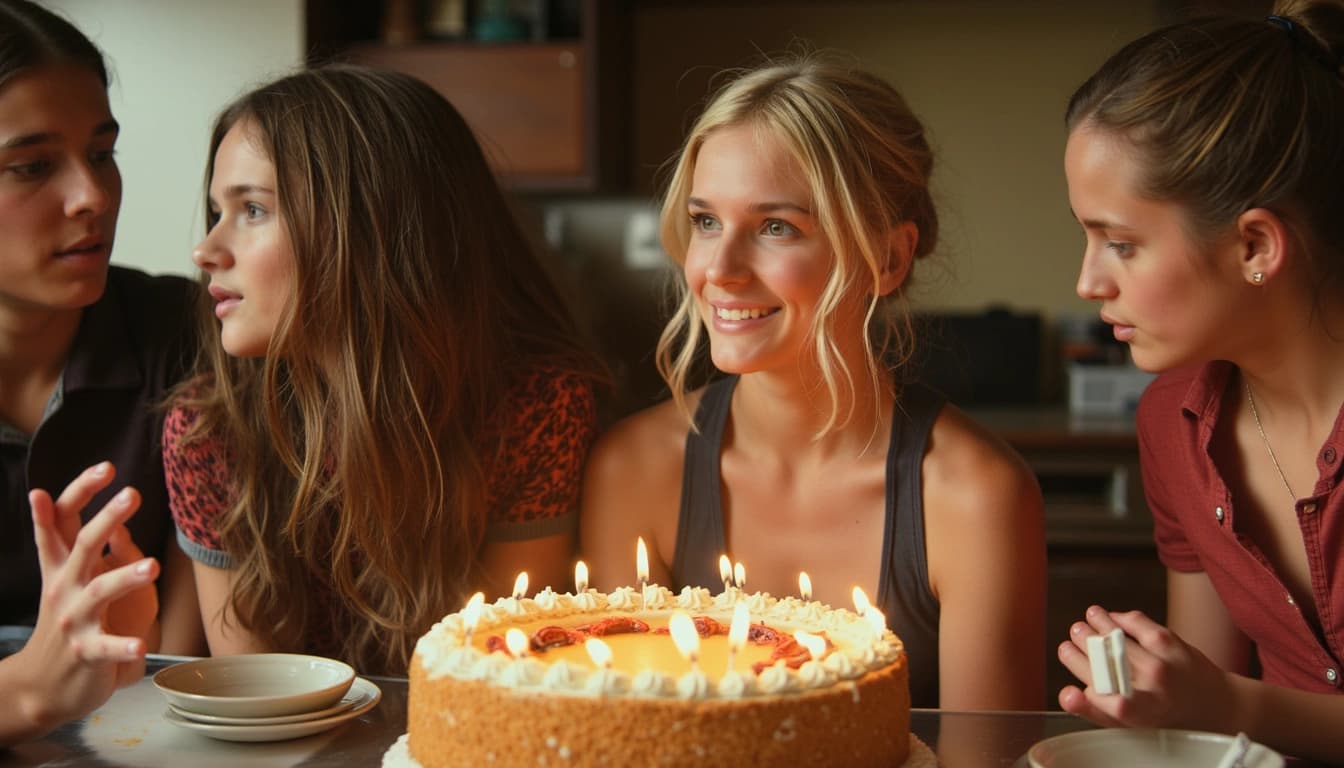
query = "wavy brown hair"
xmin=1066 ymin=0 xmax=1344 ymax=308
xmin=173 ymin=65 xmax=602 ymax=673
xmin=656 ymin=55 xmax=939 ymax=436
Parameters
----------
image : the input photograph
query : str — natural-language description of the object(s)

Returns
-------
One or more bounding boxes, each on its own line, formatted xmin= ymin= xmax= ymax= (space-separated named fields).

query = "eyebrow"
xmin=0 ymin=119 xmax=120 ymax=151
xmin=687 ymin=196 xmax=812 ymax=215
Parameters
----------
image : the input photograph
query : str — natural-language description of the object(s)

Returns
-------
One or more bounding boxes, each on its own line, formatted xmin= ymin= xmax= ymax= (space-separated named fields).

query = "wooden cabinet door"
xmin=350 ymin=43 xmax=588 ymax=186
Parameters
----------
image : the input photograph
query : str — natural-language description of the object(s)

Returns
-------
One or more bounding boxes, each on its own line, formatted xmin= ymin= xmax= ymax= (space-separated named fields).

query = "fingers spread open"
xmin=30 ymin=489 xmax=68 ymax=576
xmin=63 ymin=558 xmax=158 ymax=628
xmin=67 ymin=488 xmax=140 ymax=579
xmin=53 ymin=462 xmax=117 ymax=545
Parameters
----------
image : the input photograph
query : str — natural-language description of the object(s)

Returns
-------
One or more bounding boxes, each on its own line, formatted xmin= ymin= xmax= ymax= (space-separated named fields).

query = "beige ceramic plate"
xmin=1028 ymin=728 xmax=1284 ymax=768
xmin=162 ymin=677 xmax=381 ymax=742
xmin=168 ymin=676 xmax=376 ymax=726
xmin=152 ymin=653 xmax=356 ymax=718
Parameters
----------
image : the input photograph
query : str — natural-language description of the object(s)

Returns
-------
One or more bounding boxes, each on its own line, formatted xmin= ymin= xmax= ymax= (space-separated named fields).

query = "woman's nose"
xmin=704 ymin=233 xmax=750 ymax=286
xmin=191 ymin=229 xmax=229 ymax=271
xmin=63 ymin=159 xmax=115 ymax=219
xmin=1075 ymin=247 xmax=1115 ymax=301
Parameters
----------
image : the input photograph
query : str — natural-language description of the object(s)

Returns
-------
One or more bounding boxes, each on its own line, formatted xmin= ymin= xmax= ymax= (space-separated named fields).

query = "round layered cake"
xmin=402 ymin=585 xmax=910 ymax=767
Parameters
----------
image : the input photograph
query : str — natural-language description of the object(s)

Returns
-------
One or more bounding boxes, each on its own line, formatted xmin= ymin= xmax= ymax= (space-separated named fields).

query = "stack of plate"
xmin=152 ymin=653 xmax=381 ymax=742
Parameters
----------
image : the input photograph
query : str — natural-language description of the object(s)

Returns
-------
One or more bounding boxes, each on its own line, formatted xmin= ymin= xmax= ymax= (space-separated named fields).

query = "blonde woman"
xmin=580 ymin=57 xmax=1046 ymax=711
xmin=165 ymin=66 xmax=606 ymax=675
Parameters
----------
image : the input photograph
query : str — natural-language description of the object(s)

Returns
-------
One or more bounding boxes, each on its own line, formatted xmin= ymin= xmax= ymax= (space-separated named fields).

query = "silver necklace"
xmin=1245 ymin=380 xmax=1297 ymax=502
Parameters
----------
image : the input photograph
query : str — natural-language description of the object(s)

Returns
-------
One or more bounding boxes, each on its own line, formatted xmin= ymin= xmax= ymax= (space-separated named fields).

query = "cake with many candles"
xmin=395 ymin=583 xmax=910 ymax=768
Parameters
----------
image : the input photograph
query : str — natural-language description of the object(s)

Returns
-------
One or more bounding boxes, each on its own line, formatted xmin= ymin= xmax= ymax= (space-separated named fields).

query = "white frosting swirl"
xmin=796 ymin=660 xmax=835 ymax=688
xmin=541 ymin=660 xmax=580 ymax=691
xmin=822 ymin=651 xmax=859 ymax=679
xmin=757 ymin=660 xmax=794 ymax=694
xmin=498 ymin=658 xmax=545 ymax=688
xmin=571 ymin=590 xmax=602 ymax=611
xmin=675 ymin=669 xmax=711 ymax=699
xmin=675 ymin=586 xmax=714 ymax=611
xmin=716 ymin=670 xmax=753 ymax=699
xmin=629 ymin=669 xmax=670 ymax=698
xmin=584 ymin=668 xmax=629 ymax=697
xmin=605 ymin=586 xmax=638 ymax=611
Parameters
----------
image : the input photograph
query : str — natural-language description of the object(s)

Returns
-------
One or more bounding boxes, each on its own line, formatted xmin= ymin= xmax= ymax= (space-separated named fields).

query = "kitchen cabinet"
xmin=972 ymin=407 xmax=1167 ymax=706
xmin=305 ymin=1 xmax=630 ymax=192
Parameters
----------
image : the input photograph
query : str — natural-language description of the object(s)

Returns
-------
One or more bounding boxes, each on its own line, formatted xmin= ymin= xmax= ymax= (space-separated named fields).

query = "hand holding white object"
xmin=1056 ymin=605 xmax=1235 ymax=731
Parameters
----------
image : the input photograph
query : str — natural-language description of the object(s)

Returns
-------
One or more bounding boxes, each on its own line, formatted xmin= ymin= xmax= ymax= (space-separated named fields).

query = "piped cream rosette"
xmin=415 ymin=585 xmax=903 ymax=700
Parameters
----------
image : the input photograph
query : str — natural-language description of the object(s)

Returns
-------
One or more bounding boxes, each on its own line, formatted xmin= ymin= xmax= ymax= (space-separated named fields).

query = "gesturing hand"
xmin=7 ymin=463 xmax=161 ymax=741
xmin=1056 ymin=605 xmax=1235 ymax=733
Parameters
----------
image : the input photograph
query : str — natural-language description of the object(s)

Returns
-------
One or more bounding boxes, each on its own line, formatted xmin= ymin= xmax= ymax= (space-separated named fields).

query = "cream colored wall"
xmin=39 ymin=0 xmax=304 ymax=278
xmin=632 ymin=1 xmax=1162 ymax=316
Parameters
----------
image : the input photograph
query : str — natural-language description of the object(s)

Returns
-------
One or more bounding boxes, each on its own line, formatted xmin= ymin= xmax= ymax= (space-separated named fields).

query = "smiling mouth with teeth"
xmin=715 ymin=307 xmax=779 ymax=321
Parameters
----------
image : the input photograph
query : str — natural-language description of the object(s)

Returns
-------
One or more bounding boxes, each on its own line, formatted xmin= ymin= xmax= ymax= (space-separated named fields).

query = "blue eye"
xmin=763 ymin=219 xmax=798 ymax=237
xmin=1104 ymin=241 xmax=1132 ymax=257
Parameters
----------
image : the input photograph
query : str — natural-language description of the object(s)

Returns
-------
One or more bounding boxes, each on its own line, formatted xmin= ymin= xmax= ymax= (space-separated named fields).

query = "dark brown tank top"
xmin=671 ymin=375 xmax=943 ymax=706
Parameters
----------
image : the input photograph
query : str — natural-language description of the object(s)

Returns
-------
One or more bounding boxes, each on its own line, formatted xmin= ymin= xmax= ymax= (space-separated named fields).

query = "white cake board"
xmin=383 ymin=731 xmax=937 ymax=767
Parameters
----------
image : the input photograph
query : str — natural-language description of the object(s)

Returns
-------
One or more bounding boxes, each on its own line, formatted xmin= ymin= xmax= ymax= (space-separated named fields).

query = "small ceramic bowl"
xmin=152 ymin=653 xmax=356 ymax=718
xmin=1028 ymin=728 xmax=1284 ymax=768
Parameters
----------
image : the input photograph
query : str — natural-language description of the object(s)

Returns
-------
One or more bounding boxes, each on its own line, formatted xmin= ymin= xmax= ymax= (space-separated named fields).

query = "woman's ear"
xmin=878 ymin=220 xmax=918 ymax=297
xmin=1236 ymin=208 xmax=1289 ymax=286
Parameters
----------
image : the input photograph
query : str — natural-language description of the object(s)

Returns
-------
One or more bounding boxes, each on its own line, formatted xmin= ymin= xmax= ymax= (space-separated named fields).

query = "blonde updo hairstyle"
xmin=656 ymin=56 xmax=939 ymax=436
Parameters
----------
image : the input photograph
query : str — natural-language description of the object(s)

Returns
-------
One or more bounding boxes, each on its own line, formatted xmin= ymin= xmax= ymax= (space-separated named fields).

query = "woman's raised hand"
xmin=5 ymin=463 xmax=160 ymax=742
xmin=1057 ymin=605 xmax=1236 ymax=733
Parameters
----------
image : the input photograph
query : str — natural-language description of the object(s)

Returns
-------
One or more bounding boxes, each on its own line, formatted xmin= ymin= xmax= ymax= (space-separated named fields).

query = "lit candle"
xmin=852 ymin=585 xmax=872 ymax=616
xmin=799 ymin=571 xmax=812 ymax=602
xmin=726 ymin=600 xmax=749 ymax=675
xmin=636 ymin=537 xmax=650 ymax=610
xmin=584 ymin=637 xmax=614 ymax=697
xmin=505 ymin=628 xmax=529 ymax=659
xmin=461 ymin=591 xmax=485 ymax=647
xmin=575 ymin=560 xmax=589 ymax=594
xmin=718 ymin=554 xmax=732 ymax=594
xmin=512 ymin=571 xmax=529 ymax=600
xmin=794 ymin=630 xmax=827 ymax=662
xmin=733 ymin=562 xmax=746 ymax=593
xmin=669 ymin=611 xmax=701 ymax=674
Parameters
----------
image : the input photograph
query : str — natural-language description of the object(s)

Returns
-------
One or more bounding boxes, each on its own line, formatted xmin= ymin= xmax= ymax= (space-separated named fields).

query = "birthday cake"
xmin=399 ymin=585 xmax=910 ymax=767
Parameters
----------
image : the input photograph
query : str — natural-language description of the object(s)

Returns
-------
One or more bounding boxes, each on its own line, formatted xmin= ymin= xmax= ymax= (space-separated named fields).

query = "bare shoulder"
xmin=585 ymin=395 xmax=696 ymax=500
xmin=580 ymin=392 xmax=704 ymax=577
xmin=922 ymin=404 xmax=1042 ymax=525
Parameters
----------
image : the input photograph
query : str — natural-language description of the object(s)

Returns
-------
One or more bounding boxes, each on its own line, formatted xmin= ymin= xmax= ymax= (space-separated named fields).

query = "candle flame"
xmin=636 ymin=537 xmax=650 ymax=583
xmin=512 ymin=571 xmax=529 ymax=600
xmin=728 ymin=601 xmax=750 ymax=650
xmin=719 ymin=554 xmax=732 ymax=584
xmin=505 ymin=628 xmax=529 ymax=657
xmin=575 ymin=560 xmax=589 ymax=594
xmin=584 ymin=637 xmax=612 ymax=668
xmin=733 ymin=562 xmax=746 ymax=590
xmin=462 ymin=591 xmax=485 ymax=631
xmin=864 ymin=606 xmax=887 ymax=636
xmin=799 ymin=571 xmax=812 ymax=601
xmin=852 ymin=585 xmax=871 ymax=616
xmin=668 ymin=611 xmax=700 ymax=661
xmin=794 ymin=630 xmax=827 ymax=661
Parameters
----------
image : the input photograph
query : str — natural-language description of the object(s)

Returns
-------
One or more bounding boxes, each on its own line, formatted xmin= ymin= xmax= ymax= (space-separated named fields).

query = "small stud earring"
xmin=1251 ymin=272 xmax=1265 ymax=285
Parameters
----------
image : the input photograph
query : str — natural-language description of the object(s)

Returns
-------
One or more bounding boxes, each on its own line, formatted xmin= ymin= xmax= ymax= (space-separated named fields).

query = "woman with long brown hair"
xmin=165 ymin=65 xmax=604 ymax=675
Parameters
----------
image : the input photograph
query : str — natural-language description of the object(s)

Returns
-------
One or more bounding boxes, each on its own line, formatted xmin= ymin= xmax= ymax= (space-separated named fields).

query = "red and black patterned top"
xmin=164 ymin=363 xmax=597 ymax=570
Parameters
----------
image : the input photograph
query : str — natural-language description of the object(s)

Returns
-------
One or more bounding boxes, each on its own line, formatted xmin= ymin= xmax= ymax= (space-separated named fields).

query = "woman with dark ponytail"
xmin=1058 ymin=1 xmax=1344 ymax=760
